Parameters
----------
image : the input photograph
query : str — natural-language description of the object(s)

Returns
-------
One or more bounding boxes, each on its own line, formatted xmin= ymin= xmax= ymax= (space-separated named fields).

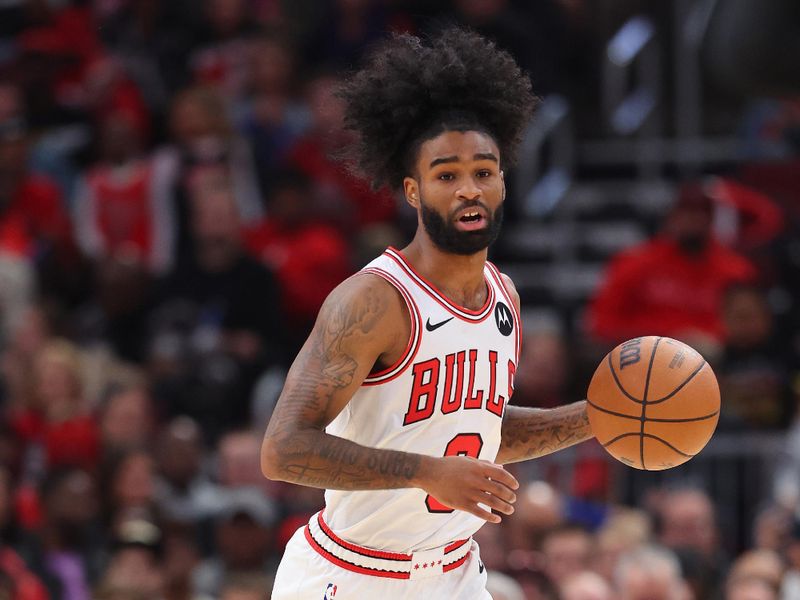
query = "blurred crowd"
xmin=0 ymin=0 xmax=799 ymax=599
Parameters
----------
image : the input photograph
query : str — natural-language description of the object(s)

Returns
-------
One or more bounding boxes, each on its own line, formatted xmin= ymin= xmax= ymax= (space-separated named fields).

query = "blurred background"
xmin=0 ymin=0 xmax=799 ymax=598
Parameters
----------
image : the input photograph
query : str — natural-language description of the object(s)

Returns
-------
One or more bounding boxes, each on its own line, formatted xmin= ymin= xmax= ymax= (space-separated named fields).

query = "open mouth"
xmin=455 ymin=207 xmax=488 ymax=231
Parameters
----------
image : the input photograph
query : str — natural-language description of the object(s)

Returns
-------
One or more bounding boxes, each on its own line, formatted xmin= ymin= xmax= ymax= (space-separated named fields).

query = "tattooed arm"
xmin=261 ymin=274 xmax=518 ymax=522
xmin=496 ymin=403 xmax=592 ymax=464
xmin=494 ymin=273 xmax=594 ymax=465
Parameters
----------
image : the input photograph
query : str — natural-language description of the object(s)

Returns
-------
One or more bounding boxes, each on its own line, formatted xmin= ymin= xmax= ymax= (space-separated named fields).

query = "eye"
xmin=477 ymin=170 xmax=493 ymax=178
xmin=437 ymin=173 xmax=455 ymax=182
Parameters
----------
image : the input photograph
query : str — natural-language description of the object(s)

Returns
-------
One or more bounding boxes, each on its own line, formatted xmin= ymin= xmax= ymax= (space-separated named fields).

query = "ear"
xmin=500 ymin=170 xmax=506 ymax=201
xmin=403 ymin=176 xmax=419 ymax=208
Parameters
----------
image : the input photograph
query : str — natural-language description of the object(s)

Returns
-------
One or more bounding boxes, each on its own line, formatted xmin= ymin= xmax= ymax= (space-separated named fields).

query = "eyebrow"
xmin=429 ymin=153 xmax=499 ymax=168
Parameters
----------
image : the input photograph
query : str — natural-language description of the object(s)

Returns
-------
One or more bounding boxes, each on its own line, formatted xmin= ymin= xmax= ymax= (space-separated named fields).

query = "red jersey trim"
xmin=486 ymin=262 xmax=522 ymax=365
xmin=384 ymin=247 xmax=494 ymax=322
xmin=304 ymin=526 xmax=410 ymax=579
xmin=305 ymin=511 xmax=472 ymax=579
xmin=359 ymin=268 xmax=423 ymax=385
xmin=317 ymin=511 xmax=412 ymax=561
xmin=443 ymin=552 xmax=471 ymax=572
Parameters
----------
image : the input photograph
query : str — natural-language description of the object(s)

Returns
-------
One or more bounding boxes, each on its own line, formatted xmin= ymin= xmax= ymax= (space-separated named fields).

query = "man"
xmin=587 ymin=181 xmax=756 ymax=349
xmin=261 ymin=27 xmax=593 ymax=598
xmin=614 ymin=545 xmax=689 ymax=600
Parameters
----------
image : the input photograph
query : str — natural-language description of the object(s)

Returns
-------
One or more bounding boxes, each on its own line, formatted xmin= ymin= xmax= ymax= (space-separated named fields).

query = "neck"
xmin=400 ymin=233 xmax=488 ymax=309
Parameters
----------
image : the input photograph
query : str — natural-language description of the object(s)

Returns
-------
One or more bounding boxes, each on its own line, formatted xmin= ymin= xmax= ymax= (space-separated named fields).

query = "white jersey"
xmin=324 ymin=247 xmax=521 ymax=553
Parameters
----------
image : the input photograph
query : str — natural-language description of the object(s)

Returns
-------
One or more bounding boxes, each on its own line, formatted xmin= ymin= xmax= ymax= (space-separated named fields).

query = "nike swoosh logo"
xmin=425 ymin=317 xmax=454 ymax=331
xmin=478 ymin=561 xmax=485 ymax=574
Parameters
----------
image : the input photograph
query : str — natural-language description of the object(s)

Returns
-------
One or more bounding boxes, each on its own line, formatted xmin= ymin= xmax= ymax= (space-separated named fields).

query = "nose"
xmin=456 ymin=177 xmax=481 ymax=200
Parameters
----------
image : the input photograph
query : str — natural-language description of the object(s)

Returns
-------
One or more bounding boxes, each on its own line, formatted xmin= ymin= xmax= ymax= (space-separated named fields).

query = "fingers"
xmin=465 ymin=503 xmax=502 ymax=524
xmin=482 ymin=479 xmax=516 ymax=512
xmin=480 ymin=461 xmax=519 ymax=491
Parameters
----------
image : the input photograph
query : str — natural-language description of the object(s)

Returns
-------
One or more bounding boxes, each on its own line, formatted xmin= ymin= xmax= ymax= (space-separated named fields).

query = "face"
xmin=542 ymin=530 xmax=593 ymax=585
xmin=405 ymin=130 xmax=505 ymax=255
xmin=659 ymin=491 xmax=717 ymax=558
xmin=101 ymin=388 xmax=154 ymax=450
xmin=723 ymin=288 xmax=772 ymax=349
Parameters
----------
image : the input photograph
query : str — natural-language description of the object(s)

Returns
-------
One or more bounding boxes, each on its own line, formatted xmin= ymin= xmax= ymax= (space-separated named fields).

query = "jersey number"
xmin=425 ymin=433 xmax=484 ymax=513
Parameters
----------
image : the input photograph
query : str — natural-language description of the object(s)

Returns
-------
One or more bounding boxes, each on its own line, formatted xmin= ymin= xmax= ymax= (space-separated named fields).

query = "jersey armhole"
xmin=486 ymin=261 xmax=522 ymax=365
xmin=359 ymin=268 xmax=422 ymax=386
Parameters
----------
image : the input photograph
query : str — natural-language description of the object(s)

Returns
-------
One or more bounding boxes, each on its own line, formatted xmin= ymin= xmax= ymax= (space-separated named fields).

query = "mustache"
xmin=450 ymin=199 xmax=490 ymax=218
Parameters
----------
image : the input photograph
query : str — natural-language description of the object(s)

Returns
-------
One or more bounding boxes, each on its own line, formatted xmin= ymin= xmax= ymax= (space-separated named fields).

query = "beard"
xmin=420 ymin=198 xmax=504 ymax=256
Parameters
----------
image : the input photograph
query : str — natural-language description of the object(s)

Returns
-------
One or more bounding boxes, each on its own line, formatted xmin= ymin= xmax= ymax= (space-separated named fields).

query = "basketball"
xmin=587 ymin=336 xmax=720 ymax=471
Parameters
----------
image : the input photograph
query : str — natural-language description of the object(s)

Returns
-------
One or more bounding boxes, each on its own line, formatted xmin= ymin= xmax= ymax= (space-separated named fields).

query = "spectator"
xmin=71 ymin=254 xmax=156 ymax=364
xmin=73 ymin=109 xmax=173 ymax=274
xmin=505 ymin=480 xmax=564 ymax=557
xmin=1 ymin=303 xmax=57 ymax=423
xmin=727 ymin=576 xmax=779 ymax=600
xmin=288 ymin=72 xmax=397 ymax=231
xmin=98 ymin=0 xmax=195 ymax=116
xmin=726 ymin=549 xmax=784 ymax=596
xmin=148 ymin=180 xmax=286 ymax=440
xmin=244 ymin=169 xmax=352 ymax=340
xmin=592 ymin=509 xmax=653 ymax=583
xmin=560 ymin=571 xmax=613 ymax=600
xmin=153 ymin=417 xmax=217 ymax=524
xmin=28 ymin=468 xmax=104 ymax=600
xmin=103 ymin=449 xmax=157 ymax=527
xmin=511 ymin=325 xmax=571 ymax=409
xmin=238 ymin=33 xmax=307 ymax=196
xmin=152 ymin=86 xmax=263 ymax=264
xmin=98 ymin=385 xmax=157 ymax=456
xmin=540 ymin=523 xmax=595 ymax=587
xmin=717 ymin=284 xmax=795 ymax=429
xmin=216 ymin=430 xmax=264 ymax=490
xmin=10 ymin=340 xmax=100 ymax=474
xmin=613 ymin=544 xmax=687 ymax=600
xmin=587 ymin=181 xmax=757 ymax=351
xmin=653 ymin=487 xmax=725 ymax=597
xmin=0 ymin=97 xmax=79 ymax=295
xmin=189 ymin=0 xmax=259 ymax=100
xmin=96 ymin=514 xmax=164 ymax=600
xmin=192 ymin=488 xmax=277 ymax=598
xmin=161 ymin=524 xmax=208 ymax=600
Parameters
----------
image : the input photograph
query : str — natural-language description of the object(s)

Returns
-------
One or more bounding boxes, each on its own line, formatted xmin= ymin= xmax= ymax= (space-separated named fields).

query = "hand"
xmin=420 ymin=456 xmax=518 ymax=523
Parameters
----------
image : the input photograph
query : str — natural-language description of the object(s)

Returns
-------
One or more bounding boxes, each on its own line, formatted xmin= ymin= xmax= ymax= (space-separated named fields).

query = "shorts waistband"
xmin=304 ymin=510 xmax=472 ymax=580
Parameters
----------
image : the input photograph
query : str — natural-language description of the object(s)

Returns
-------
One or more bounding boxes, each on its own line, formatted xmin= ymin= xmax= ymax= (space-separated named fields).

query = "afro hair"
xmin=339 ymin=27 xmax=537 ymax=191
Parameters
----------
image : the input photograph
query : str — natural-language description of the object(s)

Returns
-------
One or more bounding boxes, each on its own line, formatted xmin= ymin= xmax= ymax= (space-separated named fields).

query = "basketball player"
xmin=262 ymin=28 xmax=593 ymax=598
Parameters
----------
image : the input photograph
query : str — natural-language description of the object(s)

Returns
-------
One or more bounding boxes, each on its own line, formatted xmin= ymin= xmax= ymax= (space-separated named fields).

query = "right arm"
xmin=261 ymin=274 xmax=518 ymax=522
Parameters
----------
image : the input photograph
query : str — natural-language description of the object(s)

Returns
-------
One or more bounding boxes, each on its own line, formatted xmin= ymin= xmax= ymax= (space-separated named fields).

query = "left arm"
xmin=494 ymin=273 xmax=594 ymax=465
xmin=496 ymin=402 xmax=592 ymax=464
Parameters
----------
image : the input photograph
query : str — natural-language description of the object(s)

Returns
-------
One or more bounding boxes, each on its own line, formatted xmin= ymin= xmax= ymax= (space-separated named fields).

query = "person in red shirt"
xmin=0 ymin=115 xmax=73 ymax=260
xmin=10 ymin=340 xmax=100 ymax=473
xmin=287 ymin=73 xmax=397 ymax=231
xmin=587 ymin=181 xmax=757 ymax=348
xmin=73 ymin=109 xmax=173 ymax=274
xmin=244 ymin=170 xmax=352 ymax=341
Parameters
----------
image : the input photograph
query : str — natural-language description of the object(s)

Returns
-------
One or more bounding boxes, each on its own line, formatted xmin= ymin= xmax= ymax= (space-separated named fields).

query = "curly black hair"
xmin=339 ymin=27 xmax=537 ymax=191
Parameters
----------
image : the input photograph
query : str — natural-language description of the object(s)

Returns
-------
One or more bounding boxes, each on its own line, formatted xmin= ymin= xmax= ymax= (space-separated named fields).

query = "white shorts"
xmin=271 ymin=513 xmax=490 ymax=599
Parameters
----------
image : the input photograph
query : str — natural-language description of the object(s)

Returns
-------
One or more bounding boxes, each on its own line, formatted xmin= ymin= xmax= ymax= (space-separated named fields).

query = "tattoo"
xmin=496 ymin=401 xmax=592 ymax=464
xmin=264 ymin=280 xmax=423 ymax=490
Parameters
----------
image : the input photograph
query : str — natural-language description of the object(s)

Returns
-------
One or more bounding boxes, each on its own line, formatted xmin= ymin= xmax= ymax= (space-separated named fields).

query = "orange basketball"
xmin=587 ymin=336 xmax=720 ymax=471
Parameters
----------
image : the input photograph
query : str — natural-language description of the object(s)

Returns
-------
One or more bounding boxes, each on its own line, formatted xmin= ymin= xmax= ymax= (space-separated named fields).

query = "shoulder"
xmin=323 ymin=271 xmax=406 ymax=315
xmin=313 ymin=271 xmax=409 ymax=355
xmin=497 ymin=271 xmax=521 ymax=314
xmin=319 ymin=271 xmax=408 ymax=329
